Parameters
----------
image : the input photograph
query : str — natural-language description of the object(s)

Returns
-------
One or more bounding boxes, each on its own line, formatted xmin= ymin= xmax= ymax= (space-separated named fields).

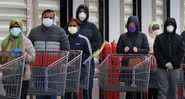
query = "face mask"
xmin=42 ymin=18 xmax=53 ymax=27
xmin=10 ymin=28 xmax=21 ymax=37
xmin=68 ymin=27 xmax=78 ymax=34
xmin=79 ymin=12 xmax=87 ymax=21
xmin=153 ymin=30 xmax=160 ymax=35
xmin=166 ymin=25 xmax=174 ymax=33
xmin=128 ymin=26 xmax=136 ymax=33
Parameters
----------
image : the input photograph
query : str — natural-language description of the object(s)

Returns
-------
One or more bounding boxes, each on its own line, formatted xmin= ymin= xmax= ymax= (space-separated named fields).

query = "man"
xmin=29 ymin=9 xmax=70 ymax=99
xmin=154 ymin=18 xmax=185 ymax=99
xmin=75 ymin=4 xmax=102 ymax=99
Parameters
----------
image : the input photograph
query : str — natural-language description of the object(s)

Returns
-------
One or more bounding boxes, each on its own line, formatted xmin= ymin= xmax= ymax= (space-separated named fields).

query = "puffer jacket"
xmin=3 ymin=36 xmax=35 ymax=80
xmin=116 ymin=16 xmax=149 ymax=54
xmin=154 ymin=18 xmax=185 ymax=69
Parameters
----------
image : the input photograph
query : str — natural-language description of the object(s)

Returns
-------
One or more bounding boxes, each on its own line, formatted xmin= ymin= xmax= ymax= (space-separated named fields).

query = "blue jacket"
xmin=68 ymin=33 xmax=92 ymax=62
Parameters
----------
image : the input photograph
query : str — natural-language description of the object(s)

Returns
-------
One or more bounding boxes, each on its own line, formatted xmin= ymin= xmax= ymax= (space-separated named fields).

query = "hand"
xmin=133 ymin=47 xmax=138 ymax=53
xmin=124 ymin=47 xmax=130 ymax=52
xmin=165 ymin=62 xmax=173 ymax=70
xmin=13 ymin=48 xmax=22 ymax=56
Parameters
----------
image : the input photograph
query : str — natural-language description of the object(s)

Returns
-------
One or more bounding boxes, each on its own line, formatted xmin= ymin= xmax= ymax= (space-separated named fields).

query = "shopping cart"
xmin=0 ymin=51 xmax=26 ymax=99
xmin=99 ymin=54 xmax=152 ymax=99
xmin=28 ymin=51 xmax=68 ymax=96
xmin=148 ymin=55 xmax=157 ymax=89
xmin=66 ymin=50 xmax=82 ymax=93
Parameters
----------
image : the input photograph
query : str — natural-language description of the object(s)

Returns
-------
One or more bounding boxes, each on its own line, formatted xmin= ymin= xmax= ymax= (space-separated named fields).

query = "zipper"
xmin=168 ymin=34 xmax=172 ymax=58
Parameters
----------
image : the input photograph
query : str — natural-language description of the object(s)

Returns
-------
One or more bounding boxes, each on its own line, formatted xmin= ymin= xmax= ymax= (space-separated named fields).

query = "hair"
xmin=42 ymin=9 xmax=55 ymax=18
xmin=68 ymin=18 xmax=81 ymax=26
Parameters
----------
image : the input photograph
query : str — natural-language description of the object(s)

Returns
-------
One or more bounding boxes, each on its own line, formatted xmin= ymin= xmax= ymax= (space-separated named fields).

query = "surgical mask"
xmin=68 ymin=27 xmax=78 ymax=34
xmin=42 ymin=18 xmax=53 ymax=27
xmin=128 ymin=26 xmax=136 ymax=33
xmin=166 ymin=25 xmax=174 ymax=33
xmin=153 ymin=30 xmax=160 ymax=35
xmin=10 ymin=28 xmax=21 ymax=37
xmin=79 ymin=12 xmax=87 ymax=21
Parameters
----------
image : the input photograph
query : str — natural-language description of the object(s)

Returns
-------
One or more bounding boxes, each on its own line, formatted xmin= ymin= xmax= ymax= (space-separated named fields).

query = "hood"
xmin=9 ymin=18 xmax=24 ymax=31
xmin=164 ymin=17 xmax=177 ymax=34
xmin=148 ymin=21 xmax=160 ymax=33
xmin=76 ymin=4 xmax=89 ymax=22
xmin=126 ymin=16 xmax=140 ymax=33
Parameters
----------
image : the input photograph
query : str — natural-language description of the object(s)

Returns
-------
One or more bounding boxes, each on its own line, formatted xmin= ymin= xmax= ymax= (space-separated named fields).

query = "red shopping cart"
xmin=0 ymin=51 xmax=26 ymax=99
xmin=28 ymin=51 xmax=68 ymax=96
xmin=99 ymin=54 xmax=152 ymax=99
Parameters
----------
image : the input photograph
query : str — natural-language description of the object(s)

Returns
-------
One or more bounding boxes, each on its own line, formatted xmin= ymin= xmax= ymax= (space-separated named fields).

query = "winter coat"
xmin=154 ymin=18 xmax=185 ymax=69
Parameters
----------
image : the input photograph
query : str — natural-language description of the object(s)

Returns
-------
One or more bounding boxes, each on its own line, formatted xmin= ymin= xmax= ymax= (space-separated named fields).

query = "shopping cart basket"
xmin=66 ymin=50 xmax=82 ymax=93
xmin=99 ymin=54 xmax=151 ymax=98
xmin=0 ymin=51 xmax=26 ymax=99
xmin=28 ymin=51 xmax=68 ymax=96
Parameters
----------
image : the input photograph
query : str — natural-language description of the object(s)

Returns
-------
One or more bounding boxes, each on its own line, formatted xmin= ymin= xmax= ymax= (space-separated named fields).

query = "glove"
xmin=165 ymin=62 xmax=173 ymax=70
xmin=124 ymin=47 xmax=130 ymax=52
xmin=13 ymin=49 xmax=22 ymax=56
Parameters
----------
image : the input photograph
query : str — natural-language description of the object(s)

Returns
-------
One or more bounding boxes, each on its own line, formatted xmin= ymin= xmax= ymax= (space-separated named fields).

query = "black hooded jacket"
xmin=154 ymin=18 xmax=185 ymax=69
xmin=116 ymin=16 xmax=149 ymax=54
xmin=75 ymin=4 xmax=102 ymax=53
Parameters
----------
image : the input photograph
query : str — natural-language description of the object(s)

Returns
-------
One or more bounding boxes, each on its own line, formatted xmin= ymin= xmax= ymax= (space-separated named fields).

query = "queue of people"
xmin=1 ymin=4 xmax=185 ymax=99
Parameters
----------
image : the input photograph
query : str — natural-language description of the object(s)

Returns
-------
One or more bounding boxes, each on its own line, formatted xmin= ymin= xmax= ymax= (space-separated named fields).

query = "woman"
xmin=116 ymin=16 xmax=149 ymax=99
xmin=65 ymin=18 xmax=92 ymax=99
xmin=1 ymin=18 xmax=35 ymax=99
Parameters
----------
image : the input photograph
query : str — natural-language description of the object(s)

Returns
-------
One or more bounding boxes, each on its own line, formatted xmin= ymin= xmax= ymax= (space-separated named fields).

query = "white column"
xmin=141 ymin=0 xmax=152 ymax=34
xmin=171 ymin=0 xmax=181 ymax=34
xmin=109 ymin=0 xmax=120 ymax=42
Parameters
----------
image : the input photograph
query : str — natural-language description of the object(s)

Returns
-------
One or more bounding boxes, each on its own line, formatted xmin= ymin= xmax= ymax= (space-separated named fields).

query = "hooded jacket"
xmin=76 ymin=4 xmax=102 ymax=53
xmin=116 ymin=16 xmax=149 ymax=54
xmin=154 ymin=18 xmax=185 ymax=69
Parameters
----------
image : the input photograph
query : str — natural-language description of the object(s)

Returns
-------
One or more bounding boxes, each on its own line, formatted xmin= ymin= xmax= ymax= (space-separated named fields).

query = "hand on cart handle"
xmin=13 ymin=48 xmax=22 ymax=56
xmin=165 ymin=62 xmax=173 ymax=70
xmin=124 ymin=46 xmax=130 ymax=52
xmin=133 ymin=47 xmax=138 ymax=53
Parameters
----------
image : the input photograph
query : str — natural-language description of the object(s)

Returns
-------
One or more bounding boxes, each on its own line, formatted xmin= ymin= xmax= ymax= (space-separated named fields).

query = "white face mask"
xmin=153 ymin=30 xmax=160 ymax=35
xmin=78 ymin=12 xmax=87 ymax=21
xmin=10 ymin=28 xmax=21 ymax=37
xmin=166 ymin=25 xmax=174 ymax=33
xmin=68 ymin=27 xmax=78 ymax=34
xmin=42 ymin=18 xmax=53 ymax=27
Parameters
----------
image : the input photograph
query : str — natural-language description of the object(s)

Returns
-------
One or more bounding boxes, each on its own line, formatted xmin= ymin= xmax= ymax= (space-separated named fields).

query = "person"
xmin=75 ymin=4 xmax=102 ymax=99
xmin=116 ymin=16 xmax=149 ymax=99
xmin=1 ymin=18 xmax=35 ymax=99
xmin=147 ymin=22 xmax=160 ymax=53
xmin=154 ymin=18 xmax=185 ymax=99
xmin=28 ymin=9 xmax=70 ymax=99
xmin=147 ymin=21 xmax=160 ymax=99
xmin=66 ymin=18 xmax=92 ymax=99
xmin=181 ymin=30 xmax=185 ymax=64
